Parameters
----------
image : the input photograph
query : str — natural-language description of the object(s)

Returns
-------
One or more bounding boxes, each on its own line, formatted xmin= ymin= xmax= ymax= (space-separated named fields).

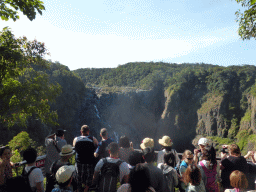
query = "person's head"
xmin=100 ymin=128 xmax=108 ymax=138
xmin=230 ymin=170 xmax=248 ymax=190
xmin=119 ymin=136 xmax=130 ymax=148
xmin=108 ymin=142 xmax=119 ymax=156
xmin=182 ymin=150 xmax=193 ymax=164
xmin=229 ymin=144 xmax=241 ymax=156
xmin=23 ymin=148 xmax=37 ymax=164
xmin=56 ymin=165 xmax=75 ymax=188
xmin=60 ymin=145 xmax=75 ymax=160
xmin=198 ymin=138 xmax=209 ymax=151
xmin=202 ymin=145 xmax=217 ymax=166
xmin=159 ymin=136 xmax=173 ymax=152
xmin=128 ymin=150 xmax=144 ymax=166
xmin=56 ymin=129 xmax=66 ymax=138
xmin=184 ymin=164 xmax=201 ymax=186
xmin=140 ymin=138 xmax=154 ymax=150
xmin=143 ymin=147 xmax=155 ymax=163
xmin=164 ymin=152 xmax=176 ymax=167
xmin=0 ymin=146 xmax=11 ymax=161
xmin=129 ymin=163 xmax=151 ymax=192
xmin=81 ymin=125 xmax=90 ymax=136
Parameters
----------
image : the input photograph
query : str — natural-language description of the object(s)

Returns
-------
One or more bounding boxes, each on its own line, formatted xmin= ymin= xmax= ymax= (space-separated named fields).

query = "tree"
xmin=235 ymin=0 xmax=256 ymax=40
xmin=0 ymin=0 xmax=45 ymax=21
xmin=0 ymin=27 xmax=61 ymax=128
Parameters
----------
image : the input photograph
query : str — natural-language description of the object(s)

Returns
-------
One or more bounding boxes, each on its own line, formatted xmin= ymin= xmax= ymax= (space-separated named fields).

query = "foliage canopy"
xmin=0 ymin=0 xmax=45 ymax=21
xmin=0 ymin=27 xmax=61 ymax=128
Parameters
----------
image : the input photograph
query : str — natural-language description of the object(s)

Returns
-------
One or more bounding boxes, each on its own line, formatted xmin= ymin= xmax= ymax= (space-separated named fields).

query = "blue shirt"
xmin=95 ymin=138 xmax=113 ymax=158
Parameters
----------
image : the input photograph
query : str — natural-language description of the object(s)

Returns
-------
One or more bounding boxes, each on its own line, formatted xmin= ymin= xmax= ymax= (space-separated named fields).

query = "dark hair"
xmin=129 ymin=163 xmax=151 ymax=192
xmin=58 ymin=177 xmax=73 ymax=188
xmin=81 ymin=125 xmax=90 ymax=134
xmin=230 ymin=170 xmax=248 ymax=189
xmin=107 ymin=142 xmax=119 ymax=154
xmin=164 ymin=152 xmax=175 ymax=167
xmin=128 ymin=150 xmax=144 ymax=166
xmin=203 ymin=145 xmax=217 ymax=166
xmin=0 ymin=146 xmax=10 ymax=157
xmin=23 ymin=148 xmax=37 ymax=163
xmin=143 ymin=147 xmax=155 ymax=163
xmin=119 ymin=136 xmax=130 ymax=148
xmin=56 ymin=129 xmax=65 ymax=137
xmin=184 ymin=164 xmax=201 ymax=186
xmin=229 ymin=144 xmax=240 ymax=155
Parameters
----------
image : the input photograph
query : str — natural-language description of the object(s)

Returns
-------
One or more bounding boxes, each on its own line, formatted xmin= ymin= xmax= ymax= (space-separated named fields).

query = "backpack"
xmin=98 ymin=158 xmax=123 ymax=192
xmin=98 ymin=140 xmax=111 ymax=159
xmin=199 ymin=161 xmax=218 ymax=192
xmin=6 ymin=166 xmax=37 ymax=192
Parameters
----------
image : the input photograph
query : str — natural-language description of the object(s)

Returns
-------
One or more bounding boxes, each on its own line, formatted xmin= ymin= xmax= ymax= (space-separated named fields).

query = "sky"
xmin=1 ymin=0 xmax=255 ymax=70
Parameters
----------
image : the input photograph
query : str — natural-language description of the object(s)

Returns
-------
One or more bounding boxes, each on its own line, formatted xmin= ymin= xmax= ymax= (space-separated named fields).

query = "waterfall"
xmin=94 ymin=105 xmax=100 ymax=119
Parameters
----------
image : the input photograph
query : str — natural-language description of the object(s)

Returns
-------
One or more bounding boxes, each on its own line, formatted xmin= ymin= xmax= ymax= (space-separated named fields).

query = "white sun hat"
xmin=198 ymin=138 xmax=209 ymax=146
xmin=59 ymin=144 xmax=75 ymax=156
xmin=56 ymin=165 xmax=75 ymax=184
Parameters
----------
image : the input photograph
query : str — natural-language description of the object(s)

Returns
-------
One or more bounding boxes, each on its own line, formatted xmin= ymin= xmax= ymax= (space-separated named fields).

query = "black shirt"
xmin=221 ymin=155 xmax=248 ymax=189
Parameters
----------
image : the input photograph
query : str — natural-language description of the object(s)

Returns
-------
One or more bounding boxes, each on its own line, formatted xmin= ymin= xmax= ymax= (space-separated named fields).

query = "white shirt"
xmin=25 ymin=166 xmax=44 ymax=192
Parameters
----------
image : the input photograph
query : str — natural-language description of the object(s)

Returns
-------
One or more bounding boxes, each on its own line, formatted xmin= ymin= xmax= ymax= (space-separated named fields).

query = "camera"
xmin=221 ymin=148 xmax=228 ymax=154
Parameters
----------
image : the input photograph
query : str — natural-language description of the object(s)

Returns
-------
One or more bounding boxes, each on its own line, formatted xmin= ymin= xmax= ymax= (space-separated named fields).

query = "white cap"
xmin=198 ymin=138 xmax=209 ymax=146
xmin=56 ymin=165 xmax=75 ymax=184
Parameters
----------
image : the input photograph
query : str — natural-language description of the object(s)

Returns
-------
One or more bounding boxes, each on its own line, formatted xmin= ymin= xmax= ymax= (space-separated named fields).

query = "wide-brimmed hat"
xmin=198 ymin=138 xmax=209 ymax=146
xmin=56 ymin=165 xmax=75 ymax=184
xmin=140 ymin=138 xmax=154 ymax=149
xmin=60 ymin=145 xmax=75 ymax=156
xmin=158 ymin=136 xmax=173 ymax=147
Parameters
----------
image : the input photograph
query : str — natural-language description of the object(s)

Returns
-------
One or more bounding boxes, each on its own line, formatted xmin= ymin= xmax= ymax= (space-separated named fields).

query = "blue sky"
xmin=1 ymin=0 xmax=255 ymax=70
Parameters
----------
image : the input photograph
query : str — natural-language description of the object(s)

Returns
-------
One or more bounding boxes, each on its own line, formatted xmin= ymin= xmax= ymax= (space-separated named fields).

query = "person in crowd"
xmin=157 ymin=135 xmax=180 ymax=167
xmin=93 ymin=142 xmax=130 ymax=191
xmin=157 ymin=152 xmax=179 ymax=192
xmin=49 ymin=145 xmax=76 ymax=192
xmin=224 ymin=170 xmax=248 ymax=192
xmin=184 ymin=164 xmax=206 ymax=192
xmin=94 ymin=128 xmax=113 ymax=160
xmin=45 ymin=129 xmax=67 ymax=192
xmin=0 ymin=146 xmax=14 ymax=192
xmin=198 ymin=145 xmax=219 ymax=192
xmin=220 ymin=144 xmax=249 ymax=190
xmin=142 ymin=147 xmax=166 ymax=192
xmin=244 ymin=150 xmax=256 ymax=163
xmin=140 ymin=138 xmax=154 ymax=150
xmin=117 ymin=163 xmax=156 ymax=192
xmin=73 ymin=125 xmax=98 ymax=192
xmin=194 ymin=138 xmax=210 ymax=164
xmin=179 ymin=150 xmax=194 ymax=192
xmin=128 ymin=150 xmax=145 ymax=170
xmin=52 ymin=165 xmax=76 ymax=192
xmin=119 ymin=136 xmax=134 ymax=163
xmin=23 ymin=147 xmax=44 ymax=192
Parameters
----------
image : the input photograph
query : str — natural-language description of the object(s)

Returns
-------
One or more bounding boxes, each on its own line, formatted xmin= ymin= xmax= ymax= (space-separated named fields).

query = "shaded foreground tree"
xmin=0 ymin=0 xmax=45 ymax=21
xmin=235 ymin=0 xmax=256 ymax=39
xmin=0 ymin=27 xmax=61 ymax=128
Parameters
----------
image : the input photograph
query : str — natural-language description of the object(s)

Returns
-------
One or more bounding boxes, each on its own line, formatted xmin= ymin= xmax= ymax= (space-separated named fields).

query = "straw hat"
xmin=56 ymin=165 xmax=75 ymax=184
xmin=158 ymin=136 xmax=173 ymax=147
xmin=140 ymin=138 xmax=154 ymax=149
xmin=198 ymin=138 xmax=209 ymax=146
xmin=60 ymin=145 xmax=75 ymax=156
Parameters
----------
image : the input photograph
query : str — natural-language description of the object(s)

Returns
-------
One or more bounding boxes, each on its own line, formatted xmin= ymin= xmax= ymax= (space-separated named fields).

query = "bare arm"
xmin=93 ymin=137 xmax=98 ymax=147
xmin=73 ymin=138 xmax=77 ymax=147
xmin=122 ymin=174 xmax=129 ymax=184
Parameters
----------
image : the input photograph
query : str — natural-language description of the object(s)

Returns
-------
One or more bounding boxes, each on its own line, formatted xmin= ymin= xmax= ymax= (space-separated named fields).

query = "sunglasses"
xmin=187 ymin=158 xmax=193 ymax=160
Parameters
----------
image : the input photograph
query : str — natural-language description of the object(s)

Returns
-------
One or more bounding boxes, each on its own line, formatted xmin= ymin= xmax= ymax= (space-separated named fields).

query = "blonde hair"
xmin=182 ymin=150 xmax=193 ymax=160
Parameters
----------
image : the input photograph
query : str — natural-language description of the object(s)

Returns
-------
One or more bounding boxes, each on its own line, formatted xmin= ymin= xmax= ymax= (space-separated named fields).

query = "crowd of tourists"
xmin=1 ymin=125 xmax=256 ymax=192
